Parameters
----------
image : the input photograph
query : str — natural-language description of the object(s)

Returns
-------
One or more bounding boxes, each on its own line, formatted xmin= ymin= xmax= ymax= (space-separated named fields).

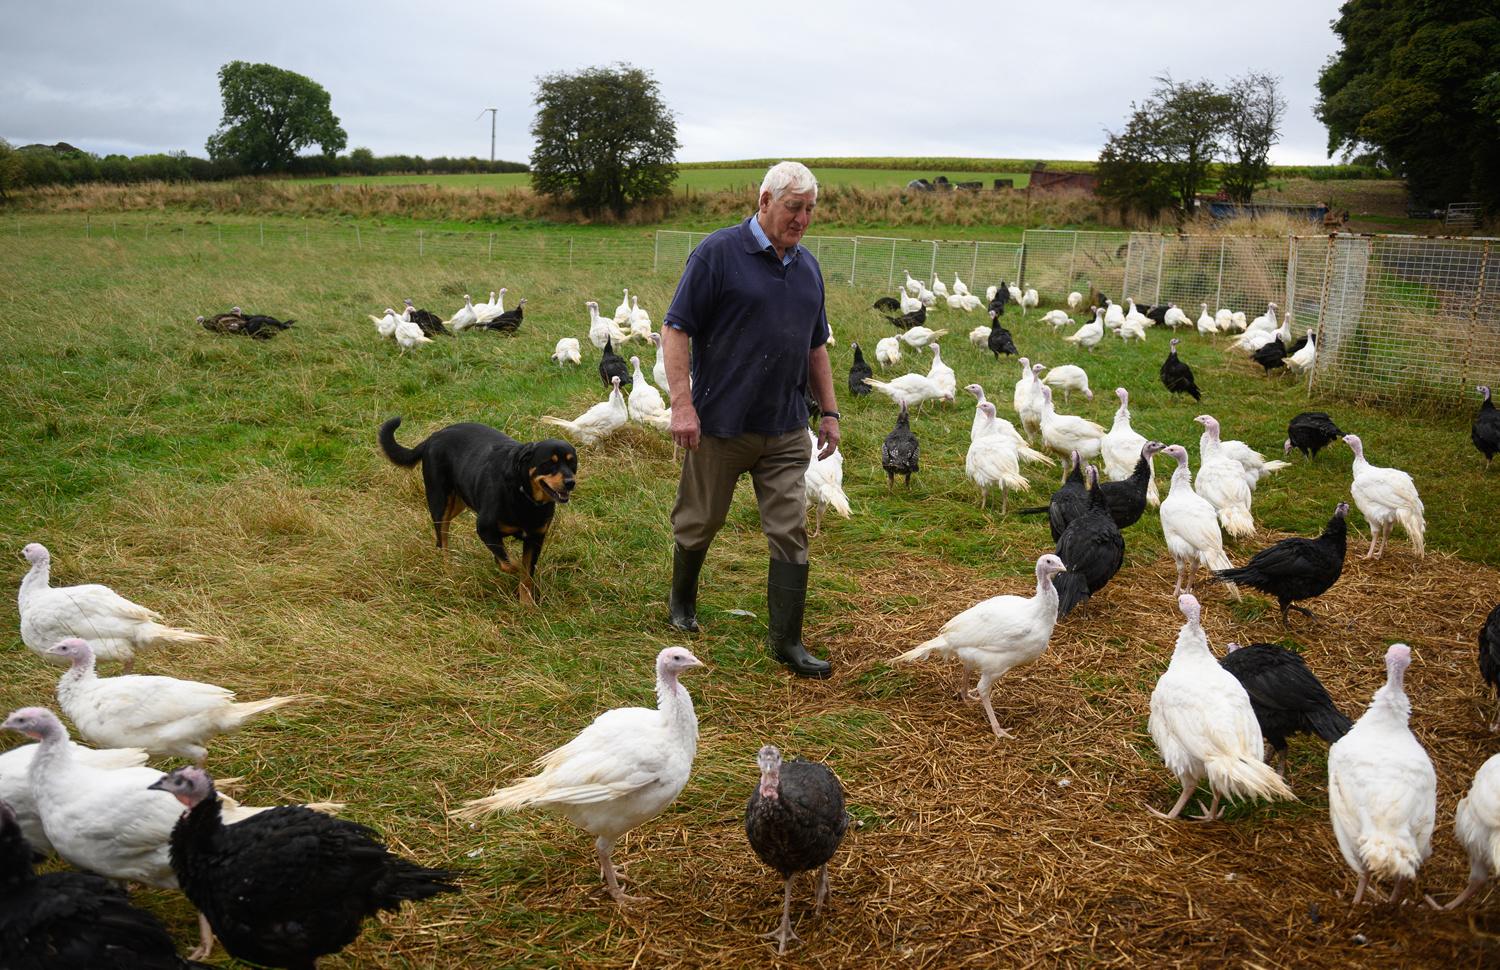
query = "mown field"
xmin=299 ymin=167 xmax=1036 ymax=194
xmin=3 ymin=217 xmax=1498 ymax=968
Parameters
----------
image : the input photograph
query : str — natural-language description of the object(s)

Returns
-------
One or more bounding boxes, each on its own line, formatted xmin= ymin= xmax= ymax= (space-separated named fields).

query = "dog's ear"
xmin=515 ymin=442 xmax=537 ymax=480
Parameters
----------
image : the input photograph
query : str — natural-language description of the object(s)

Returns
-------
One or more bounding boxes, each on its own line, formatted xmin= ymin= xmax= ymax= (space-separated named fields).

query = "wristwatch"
xmin=821 ymin=411 xmax=840 ymax=420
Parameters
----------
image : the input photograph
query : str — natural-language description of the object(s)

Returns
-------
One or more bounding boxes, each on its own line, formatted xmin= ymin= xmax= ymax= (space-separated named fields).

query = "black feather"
xmin=1096 ymin=444 xmax=1159 ymax=529
xmin=848 ymin=343 xmax=873 ymax=396
xmin=1473 ymin=389 xmax=1500 ymax=465
xmin=1220 ymin=643 xmax=1353 ymax=754
xmin=1053 ymin=469 xmax=1124 ymax=618
xmin=598 ymin=337 xmax=632 ymax=388
xmin=1479 ymin=604 xmax=1500 ymax=702
xmin=872 ymin=296 xmax=902 ymax=312
xmin=881 ymin=404 xmax=920 ymax=489
xmin=745 ymin=758 xmax=848 ymax=881
xmin=1211 ymin=504 xmax=1347 ymax=622
xmin=1252 ymin=337 xmax=1287 ymax=374
xmin=987 ymin=313 xmax=1018 ymax=358
xmin=1286 ymin=411 xmax=1344 ymax=458
xmin=167 ymin=786 xmax=457 ymax=970
xmin=1159 ymin=342 xmax=1201 ymax=400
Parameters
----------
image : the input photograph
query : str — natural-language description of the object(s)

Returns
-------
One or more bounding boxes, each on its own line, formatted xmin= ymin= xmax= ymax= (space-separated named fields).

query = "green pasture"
xmin=298 ymin=166 xmax=1034 ymax=194
xmin=0 ymin=216 xmax=1490 ymax=966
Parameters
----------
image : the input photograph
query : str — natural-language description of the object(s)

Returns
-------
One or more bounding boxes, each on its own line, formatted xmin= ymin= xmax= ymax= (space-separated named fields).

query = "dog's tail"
xmin=379 ymin=417 xmax=427 ymax=467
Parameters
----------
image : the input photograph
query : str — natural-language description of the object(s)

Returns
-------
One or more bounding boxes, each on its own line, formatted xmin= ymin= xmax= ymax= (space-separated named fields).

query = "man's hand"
xmin=816 ymin=416 xmax=840 ymax=460
xmin=671 ymin=405 xmax=701 ymax=451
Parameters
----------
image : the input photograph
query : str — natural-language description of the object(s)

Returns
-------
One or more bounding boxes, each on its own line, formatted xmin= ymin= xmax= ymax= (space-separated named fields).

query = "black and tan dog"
xmin=379 ymin=417 xmax=576 ymax=604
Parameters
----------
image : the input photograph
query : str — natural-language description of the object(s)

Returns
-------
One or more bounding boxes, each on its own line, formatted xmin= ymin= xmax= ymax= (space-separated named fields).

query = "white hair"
xmin=759 ymin=161 xmax=818 ymax=202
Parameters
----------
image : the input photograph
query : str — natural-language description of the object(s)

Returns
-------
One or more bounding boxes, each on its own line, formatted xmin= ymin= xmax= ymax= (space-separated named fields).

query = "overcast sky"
xmin=1 ymin=0 xmax=1345 ymax=166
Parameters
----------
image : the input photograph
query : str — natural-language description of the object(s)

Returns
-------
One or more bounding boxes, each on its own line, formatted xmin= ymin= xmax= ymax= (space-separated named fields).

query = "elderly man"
xmin=660 ymin=161 xmax=839 ymax=679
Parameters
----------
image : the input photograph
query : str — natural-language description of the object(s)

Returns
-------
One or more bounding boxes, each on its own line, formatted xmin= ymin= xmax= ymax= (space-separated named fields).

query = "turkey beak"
xmin=146 ymin=777 xmax=168 ymax=793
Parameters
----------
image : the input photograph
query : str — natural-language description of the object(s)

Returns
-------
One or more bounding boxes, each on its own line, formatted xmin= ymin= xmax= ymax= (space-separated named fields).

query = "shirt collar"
xmin=743 ymin=214 xmax=798 ymax=266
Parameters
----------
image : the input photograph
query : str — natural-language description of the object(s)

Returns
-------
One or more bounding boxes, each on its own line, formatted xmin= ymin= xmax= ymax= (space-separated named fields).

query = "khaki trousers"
xmin=672 ymin=430 xmax=811 ymax=563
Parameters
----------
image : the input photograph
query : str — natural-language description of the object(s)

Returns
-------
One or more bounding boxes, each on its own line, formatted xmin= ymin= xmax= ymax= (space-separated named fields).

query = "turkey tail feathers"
xmin=892 ymin=635 xmax=948 ymax=665
xmin=1358 ymin=828 xmax=1425 ymax=881
xmin=1398 ymin=507 xmax=1426 ymax=557
xmin=379 ymin=417 xmax=427 ymax=467
xmin=143 ymin=623 xmax=223 ymax=647
xmin=1306 ymin=708 xmax=1354 ymax=744
xmin=1054 ymin=573 xmax=1091 ymax=618
xmin=1201 ymin=753 xmax=1295 ymax=804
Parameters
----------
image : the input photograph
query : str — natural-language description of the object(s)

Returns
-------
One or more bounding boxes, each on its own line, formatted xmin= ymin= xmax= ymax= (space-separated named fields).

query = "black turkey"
xmin=871 ymin=296 xmax=901 ymax=313
xmin=151 ymin=767 xmax=457 ymax=970
xmin=1159 ymin=338 xmax=1201 ymax=400
xmin=745 ymin=746 xmax=848 ymax=955
xmin=1251 ymin=337 xmax=1287 ymax=375
xmin=1220 ymin=642 xmax=1353 ymax=777
xmin=1284 ymin=411 xmax=1344 ymax=459
xmin=1479 ymin=604 xmax=1500 ymax=731
xmin=1473 ymin=386 xmax=1500 ymax=470
xmin=0 ymin=799 xmax=208 ymax=969
xmin=884 ymin=306 xmax=926 ymax=329
xmin=986 ymin=312 xmax=1018 ymax=359
xmin=1211 ymin=502 xmax=1348 ymax=624
xmin=479 ymin=298 xmax=527 ymax=334
xmin=848 ymin=343 xmax=873 ymax=396
xmin=402 ymin=299 xmax=450 ymax=337
xmin=1018 ymin=451 xmax=1088 ymax=541
xmin=1097 ymin=441 xmax=1165 ymax=529
xmin=881 ymin=402 xmax=919 ymax=490
xmin=1052 ymin=467 xmax=1125 ymax=617
xmin=598 ymin=336 xmax=632 ymax=389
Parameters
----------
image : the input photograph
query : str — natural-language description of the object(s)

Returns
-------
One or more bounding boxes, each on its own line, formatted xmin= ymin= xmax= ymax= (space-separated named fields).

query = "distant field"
xmin=299 ymin=167 xmax=1034 ymax=193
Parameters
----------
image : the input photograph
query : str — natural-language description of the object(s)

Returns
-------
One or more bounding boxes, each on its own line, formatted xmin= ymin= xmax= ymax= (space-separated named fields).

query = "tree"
xmin=1221 ymin=74 xmax=1286 ymax=204
xmin=0 ymin=138 xmax=25 ymax=201
xmin=1095 ymin=77 xmax=1233 ymax=219
xmin=205 ymin=61 xmax=347 ymax=173
xmin=1317 ymin=1 xmax=1500 ymax=209
xmin=529 ymin=63 xmax=679 ymax=216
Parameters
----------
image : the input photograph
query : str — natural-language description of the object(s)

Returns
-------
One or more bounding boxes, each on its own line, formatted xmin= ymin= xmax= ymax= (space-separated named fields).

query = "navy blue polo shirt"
xmin=663 ymin=215 xmax=831 ymax=437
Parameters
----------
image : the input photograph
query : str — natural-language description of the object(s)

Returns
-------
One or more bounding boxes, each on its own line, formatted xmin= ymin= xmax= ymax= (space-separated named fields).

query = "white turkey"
xmin=1040 ymin=364 xmax=1093 ymax=403
xmin=958 ymin=293 xmax=983 ymax=312
xmin=370 ymin=308 xmax=398 ymax=340
xmin=1163 ymin=304 xmax=1192 ymax=329
xmin=1103 ymin=299 xmax=1125 ymax=330
xmin=1020 ymin=287 xmax=1039 ymax=315
xmin=1037 ymin=384 xmax=1104 ymax=471
xmin=899 ymin=326 xmax=948 ymax=350
xmin=893 ymin=554 xmax=1066 ymax=739
xmin=628 ymin=296 xmax=653 ymax=343
xmin=1101 ymin=388 xmax=1158 ymax=506
xmin=899 ymin=289 xmax=923 ymax=315
xmin=903 ymin=270 xmax=922 ymax=297
xmin=474 ymin=288 xmax=508 ymax=325
xmin=626 ymin=358 xmax=671 ymax=432
xmin=1286 ymin=330 xmax=1317 ymax=374
xmin=1428 ymin=752 xmax=1500 ymax=909
xmin=952 ymin=274 xmax=971 ymax=297
xmin=925 ymin=343 xmax=955 ymax=400
xmin=968 ymin=324 xmax=992 ymax=348
xmin=1118 ymin=311 xmax=1147 ymax=342
xmin=1214 ymin=307 xmax=1237 ymax=332
xmin=1067 ymin=291 xmax=1083 ymax=310
xmin=945 ymin=293 xmax=966 ymax=310
xmin=1041 ymin=309 xmax=1073 ymax=329
xmin=1147 ymin=594 xmax=1294 ymax=820
xmin=804 ymin=429 xmax=851 ymax=536
xmin=963 ymin=384 xmax=1053 ymax=466
xmin=540 ymin=376 xmax=629 ymax=446
xmin=18 ymin=542 xmax=221 ymax=673
xmin=1195 ymin=415 xmax=1289 ymax=491
xmin=1327 ymin=643 xmax=1435 ymax=905
xmin=931 ymin=276 xmax=949 ymax=299
xmin=917 ymin=284 xmax=937 ymax=308
xmin=451 ymin=647 xmax=704 ymax=905
xmin=1007 ymin=283 xmax=1023 ymax=308
xmin=647 ymin=332 xmax=670 ymax=392
xmin=1064 ymin=308 xmax=1105 ymax=351
xmin=1231 ymin=312 xmax=1291 ymax=356
xmin=1244 ymin=302 xmax=1279 ymax=335
xmin=392 ymin=309 xmax=433 ymax=353
xmin=1157 ymin=445 xmax=1238 ymax=597
xmin=586 ymin=301 xmax=629 ymax=351
xmin=49 ymin=638 xmax=312 ymax=766
xmin=0 ymin=739 xmax=148 ymax=856
xmin=1196 ymin=303 xmax=1218 ymax=335
xmin=447 ymin=294 xmax=479 ymax=332
xmin=874 ymin=336 xmax=902 ymax=369
xmin=862 ymin=371 xmax=949 ymax=410
xmin=613 ymin=287 xmax=632 ymax=325
xmin=1345 ymin=434 xmax=1425 ymax=558
xmin=1193 ymin=430 xmax=1257 ymax=540
xmin=963 ymin=403 xmax=1031 ymax=512
xmin=1013 ymin=359 xmax=1046 ymax=440
xmin=551 ymin=337 xmax=582 ymax=367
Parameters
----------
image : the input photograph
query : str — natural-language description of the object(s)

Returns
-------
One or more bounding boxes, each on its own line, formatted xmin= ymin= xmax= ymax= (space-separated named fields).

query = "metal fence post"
xmin=887 ymin=240 xmax=896 ymax=289
xmin=928 ymin=241 xmax=938 ymax=287
xmin=85 ymin=216 xmax=90 ymax=238
xmin=217 ymin=225 xmax=222 ymax=245
xmin=1068 ymin=232 xmax=1078 ymax=287
xmin=969 ymin=241 xmax=978 ymax=285
xmin=653 ymin=232 xmax=660 ymax=274
xmin=418 ymin=230 xmax=424 ymax=257
xmin=1153 ymin=237 xmax=1164 ymax=305
xmin=112 ymin=219 xmax=117 ymax=238
xmin=304 ymin=226 xmax=309 ymax=246
xmin=850 ymin=236 xmax=858 ymax=287
xmin=259 ymin=222 xmax=264 ymax=246
xmin=489 ymin=232 xmax=494 ymax=260
xmin=1215 ymin=238 xmax=1226 ymax=309
xmin=569 ymin=237 xmax=574 ymax=268
xmin=1466 ymin=240 xmax=1491 ymax=389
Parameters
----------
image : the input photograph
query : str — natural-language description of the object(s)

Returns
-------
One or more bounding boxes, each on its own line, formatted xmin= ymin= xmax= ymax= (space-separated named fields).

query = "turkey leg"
xmin=596 ymin=837 xmax=645 ymax=905
xmin=976 ymin=675 xmax=1014 ymax=739
xmin=1147 ymin=772 xmax=1202 ymax=820
xmin=758 ymin=877 xmax=800 ymax=953
xmin=187 ymin=911 xmax=215 ymax=961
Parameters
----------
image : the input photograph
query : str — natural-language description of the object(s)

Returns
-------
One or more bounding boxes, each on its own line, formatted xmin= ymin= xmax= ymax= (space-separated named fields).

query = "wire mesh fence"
xmin=1122 ymin=233 xmax=1290 ymax=320
xmin=1017 ymin=229 xmax=1131 ymax=304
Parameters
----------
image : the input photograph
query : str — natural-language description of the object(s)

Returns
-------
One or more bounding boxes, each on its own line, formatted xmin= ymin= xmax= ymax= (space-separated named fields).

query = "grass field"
xmin=300 ymin=167 xmax=1035 ymax=194
xmin=3 ymin=219 xmax=1498 ymax=967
